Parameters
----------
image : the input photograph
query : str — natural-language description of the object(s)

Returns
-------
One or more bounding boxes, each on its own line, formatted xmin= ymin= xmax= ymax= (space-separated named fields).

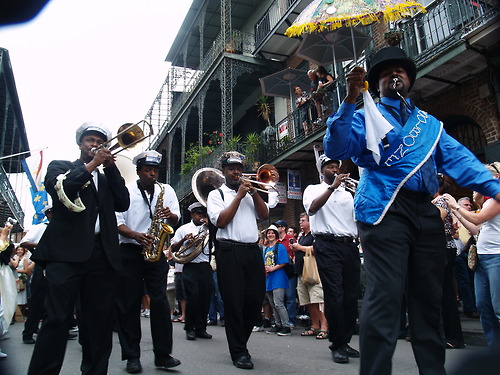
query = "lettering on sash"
xmin=384 ymin=110 xmax=428 ymax=167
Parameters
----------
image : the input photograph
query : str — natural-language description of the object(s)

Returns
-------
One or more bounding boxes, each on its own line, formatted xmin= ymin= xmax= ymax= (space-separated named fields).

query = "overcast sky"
xmin=0 ymin=0 xmax=192 ymax=228
xmin=0 ymin=0 xmax=192 ymax=163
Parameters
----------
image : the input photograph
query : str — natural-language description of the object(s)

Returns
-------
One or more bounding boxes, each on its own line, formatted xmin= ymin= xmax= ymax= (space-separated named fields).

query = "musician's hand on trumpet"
xmin=236 ymin=179 xmax=256 ymax=199
xmin=332 ymin=173 xmax=350 ymax=190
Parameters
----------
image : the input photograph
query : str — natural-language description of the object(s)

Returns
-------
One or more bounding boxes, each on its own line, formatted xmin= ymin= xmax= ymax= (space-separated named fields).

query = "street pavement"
xmin=0 ymin=314 xmax=489 ymax=375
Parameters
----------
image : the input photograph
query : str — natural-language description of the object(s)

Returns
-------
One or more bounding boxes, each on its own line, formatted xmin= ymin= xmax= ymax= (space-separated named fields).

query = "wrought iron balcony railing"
xmin=254 ymin=0 xmax=300 ymax=50
xmin=399 ymin=0 xmax=498 ymax=64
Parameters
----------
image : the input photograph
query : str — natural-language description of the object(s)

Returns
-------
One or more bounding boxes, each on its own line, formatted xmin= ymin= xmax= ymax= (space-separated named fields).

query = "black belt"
xmin=218 ymin=239 xmax=259 ymax=248
xmin=315 ymin=234 xmax=355 ymax=243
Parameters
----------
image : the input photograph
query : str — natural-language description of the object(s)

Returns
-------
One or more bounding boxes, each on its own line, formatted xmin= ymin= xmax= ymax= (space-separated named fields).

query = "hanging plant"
xmin=384 ymin=30 xmax=404 ymax=46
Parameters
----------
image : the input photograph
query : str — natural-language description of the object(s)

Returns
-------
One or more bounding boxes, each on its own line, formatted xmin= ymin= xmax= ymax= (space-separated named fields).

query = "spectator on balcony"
xmin=294 ymin=85 xmax=312 ymax=135
xmin=324 ymin=46 xmax=500 ymax=375
xmin=308 ymin=69 xmax=321 ymax=123
xmin=314 ymin=66 xmax=335 ymax=120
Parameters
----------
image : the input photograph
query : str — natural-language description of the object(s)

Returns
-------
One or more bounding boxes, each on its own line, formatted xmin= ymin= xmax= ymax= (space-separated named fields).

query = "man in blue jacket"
xmin=324 ymin=47 xmax=500 ymax=375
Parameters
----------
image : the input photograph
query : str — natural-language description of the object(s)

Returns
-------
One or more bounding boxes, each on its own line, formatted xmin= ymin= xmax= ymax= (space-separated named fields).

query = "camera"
xmin=289 ymin=238 xmax=294 ymax=244
xmin=7 ymin=217 xmax=17 ymax=225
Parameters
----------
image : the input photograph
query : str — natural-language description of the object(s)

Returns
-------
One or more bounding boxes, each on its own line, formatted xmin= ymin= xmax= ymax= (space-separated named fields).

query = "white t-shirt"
xmin=303 ymin=181 xmax=357 ymax=237
xmin=207 ymin=183 xmax=266 ymax=244
xmin=477 ymin=199 xmax=500 ymax=255
xmin=116 ymin=181 xmax=180 ymax=245
xmin=171 ymin=220 xmax=210 ymax=263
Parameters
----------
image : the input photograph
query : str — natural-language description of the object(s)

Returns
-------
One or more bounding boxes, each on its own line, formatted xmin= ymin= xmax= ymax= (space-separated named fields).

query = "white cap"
xmin=132 ymin=150 xmax=162 ymax=166
xmin=188 ymin=202 xmax=205 ymax=212
xmin=75 ymin=122 xmax=111 ymax=144
xmin=317 ymin=154 xmax=340 ymax=172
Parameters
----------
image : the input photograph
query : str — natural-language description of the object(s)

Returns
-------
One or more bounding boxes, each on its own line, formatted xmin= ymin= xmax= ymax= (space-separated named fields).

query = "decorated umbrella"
xmin=285 ymin=0 xmax=426 ymax=38
xmin=285 ymin=0 xmax=426 ymax=164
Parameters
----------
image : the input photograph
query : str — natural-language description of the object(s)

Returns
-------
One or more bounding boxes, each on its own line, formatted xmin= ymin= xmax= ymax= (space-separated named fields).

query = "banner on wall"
xmin=287 ymin=169 xmax=302 ymax=200
xmin=278 ymin=121 xmax=289 ymax=139
xmin=275 ymin=182 xmax=287 ymax=204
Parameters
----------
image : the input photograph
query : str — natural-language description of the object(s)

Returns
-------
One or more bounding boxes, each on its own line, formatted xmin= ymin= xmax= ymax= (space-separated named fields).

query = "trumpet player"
xmin=206 ymin=151 xmax=268 ymax=370
xmin=170 ymin=202 xmax=212 ymax=341
xmin=115 ymin=150 xmax=181 ymax=374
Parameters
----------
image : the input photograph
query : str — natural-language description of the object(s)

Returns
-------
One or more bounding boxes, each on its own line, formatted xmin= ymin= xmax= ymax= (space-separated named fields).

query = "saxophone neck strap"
xmin=137 ymin=180 xmax=155 ymax=220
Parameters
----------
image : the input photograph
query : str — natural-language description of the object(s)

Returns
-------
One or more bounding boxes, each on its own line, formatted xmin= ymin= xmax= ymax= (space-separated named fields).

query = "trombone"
xmin=240 ymin=164 xmax=279 ymax=194
xmin=91 ymin=120 xmax=154 ymax=155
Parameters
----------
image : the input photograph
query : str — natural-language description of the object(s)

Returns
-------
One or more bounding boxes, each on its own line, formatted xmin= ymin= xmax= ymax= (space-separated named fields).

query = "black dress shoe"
xmin=196 ymin=331 xmax=212 ymax=339
xmin=186 ymin=331 xmax=196 ymax=340
xmin=23 ymin=337 xmax=36 ymax=344
xmin=233 ymin=355 xmax=254 ymax=369
xmin=342 ymin=344 xmax=360 ymax=358
xmin=331 ymin=349 xmax=349 ymax=363
xmin=155 ymin=356 xmax=181 ymax=369
xmin=126 ymin=358 xmax=142 ymax=374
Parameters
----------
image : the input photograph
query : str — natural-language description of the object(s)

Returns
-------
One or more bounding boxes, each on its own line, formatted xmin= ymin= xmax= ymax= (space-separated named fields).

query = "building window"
xmin=444 ymin=115 xmax=487 ymax=160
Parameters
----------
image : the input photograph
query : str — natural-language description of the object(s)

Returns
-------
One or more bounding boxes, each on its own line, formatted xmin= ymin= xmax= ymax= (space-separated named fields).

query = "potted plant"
xmin=384 ymin=30 xmax=404 ymax=46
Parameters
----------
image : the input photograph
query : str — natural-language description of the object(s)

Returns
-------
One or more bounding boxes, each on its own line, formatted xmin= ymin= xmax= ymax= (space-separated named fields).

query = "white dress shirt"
xmin=116 ymin=181 xmax=180 ymax=245
xmin=207 ymin=183 xmax=266 ymax=244
xmin=303 ymin=181 xmax=357 ymax=237
xmin=171 ymin=220 xmax=210 ymax=263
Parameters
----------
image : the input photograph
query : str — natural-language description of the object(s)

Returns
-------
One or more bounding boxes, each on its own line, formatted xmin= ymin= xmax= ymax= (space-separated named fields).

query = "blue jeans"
xmin=454 ymin=252 xmax=476 ymax=313
xmin=285 ymin=276 xmax=297 ymax=326
xmin=475 ymin=254 xmax=500 ymax=349
xmin=208 ymin=272 xmax=224 ymax=323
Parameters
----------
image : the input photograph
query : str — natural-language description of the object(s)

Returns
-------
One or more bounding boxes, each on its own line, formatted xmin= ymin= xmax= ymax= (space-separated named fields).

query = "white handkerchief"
xmin=363 ymin=90 xmax=394 ymax=164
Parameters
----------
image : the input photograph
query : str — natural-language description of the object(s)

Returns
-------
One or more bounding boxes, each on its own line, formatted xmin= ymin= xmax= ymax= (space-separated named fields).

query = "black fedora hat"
xmin=367 ymin=47 xmax=417 ymax=96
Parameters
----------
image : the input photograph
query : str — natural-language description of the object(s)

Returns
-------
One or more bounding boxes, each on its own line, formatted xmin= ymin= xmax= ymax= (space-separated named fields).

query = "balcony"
xmin=147 ymin=29 xmax=255 ymax=148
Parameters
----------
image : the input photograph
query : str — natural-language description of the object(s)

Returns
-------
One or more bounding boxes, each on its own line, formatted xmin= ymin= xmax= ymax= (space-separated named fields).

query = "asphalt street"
xmin=0 ymin=315 xmax=490 ymax=375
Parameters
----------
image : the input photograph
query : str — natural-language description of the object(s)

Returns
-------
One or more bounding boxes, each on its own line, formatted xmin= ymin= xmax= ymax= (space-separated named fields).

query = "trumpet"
xmin=335 ymin=174 xmax=358 ymax=194
xmin=240 ymin=164 xmax=279 ymax=194
xmin=92 ymin=120 xmax=153 ymax=155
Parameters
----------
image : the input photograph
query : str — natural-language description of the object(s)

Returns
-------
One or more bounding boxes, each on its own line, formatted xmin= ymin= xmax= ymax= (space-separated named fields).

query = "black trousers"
xmin=216 ymin=241 xmax=265 ymax=361
xmin=115 ymin=243 xmax=172 ymax=361
xmin=182 ymin=262 xmax=213 ymax=333
xmin=314 ymin=236 xmax=360 ymax=350
xmin=442 ymin=247 xmax=464 ymax=347
xmin=23 ymin=264 xmax=47 ymax=339
xmin=28 ymin=237 xmax=117 ymax=375
xmin=358 ymin=189 xmax=447 ymax=375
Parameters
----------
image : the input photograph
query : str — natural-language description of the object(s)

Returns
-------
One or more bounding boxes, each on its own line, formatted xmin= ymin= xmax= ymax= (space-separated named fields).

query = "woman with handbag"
xmin=291 ymin=213 xmax=328 ymax=339
xmin=444 ymin=162 xmax=500 ymax=349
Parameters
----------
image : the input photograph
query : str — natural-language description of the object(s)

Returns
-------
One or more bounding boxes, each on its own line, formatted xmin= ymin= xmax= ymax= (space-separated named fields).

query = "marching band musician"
xmin=324 ymin=46 xmax=500 ymax=375
xmin=115 ymin=150 xmax=181 ymax=374
xmin=170 ymin=202 xmax=213 ymax=341
xmin=28 ymin=123 xmax=130 ymax=375
xmin=206 ymin=151 xmax=268 ymax=370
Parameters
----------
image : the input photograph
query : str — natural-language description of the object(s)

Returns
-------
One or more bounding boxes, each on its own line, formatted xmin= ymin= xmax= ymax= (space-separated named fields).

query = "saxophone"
xmin=142 ymin=181 xmax=175 ymax=262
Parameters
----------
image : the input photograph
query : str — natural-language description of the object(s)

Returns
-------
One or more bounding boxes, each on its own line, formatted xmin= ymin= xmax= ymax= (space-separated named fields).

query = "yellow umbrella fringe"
xmin=285 ymin=2 xmax=426 ymax=38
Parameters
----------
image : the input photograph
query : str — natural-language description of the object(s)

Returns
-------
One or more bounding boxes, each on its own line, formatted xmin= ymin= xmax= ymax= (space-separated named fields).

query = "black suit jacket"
xmin=33 ymin=159 xmax=129 ymax=270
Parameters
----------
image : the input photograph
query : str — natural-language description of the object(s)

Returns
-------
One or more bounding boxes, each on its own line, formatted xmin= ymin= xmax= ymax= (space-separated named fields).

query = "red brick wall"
xmin=418 ymin=70 xmax=500 ymax=144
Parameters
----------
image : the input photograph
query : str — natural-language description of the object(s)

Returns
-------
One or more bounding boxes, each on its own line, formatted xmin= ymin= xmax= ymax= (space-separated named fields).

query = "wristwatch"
xmin=327 ymin=185 xmax=336 ymax=192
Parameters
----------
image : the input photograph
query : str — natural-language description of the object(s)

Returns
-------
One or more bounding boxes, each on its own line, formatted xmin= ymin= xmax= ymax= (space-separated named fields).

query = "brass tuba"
xmin=143 ymin=181 xmax=175 ymax=262
xmin=171 ymin=223 xmax=210 ymax=264
xmin=191 ymin=168 xmax=225 ymax=207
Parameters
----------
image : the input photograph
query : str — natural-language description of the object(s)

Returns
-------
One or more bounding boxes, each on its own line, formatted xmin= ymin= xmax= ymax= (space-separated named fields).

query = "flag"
xmin=21 ymin=150 xmax=49 ymax=224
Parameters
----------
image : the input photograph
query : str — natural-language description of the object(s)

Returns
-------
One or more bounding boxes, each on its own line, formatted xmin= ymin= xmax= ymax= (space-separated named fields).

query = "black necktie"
xmin=400 ymin=101 xmax=408 ymax=126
